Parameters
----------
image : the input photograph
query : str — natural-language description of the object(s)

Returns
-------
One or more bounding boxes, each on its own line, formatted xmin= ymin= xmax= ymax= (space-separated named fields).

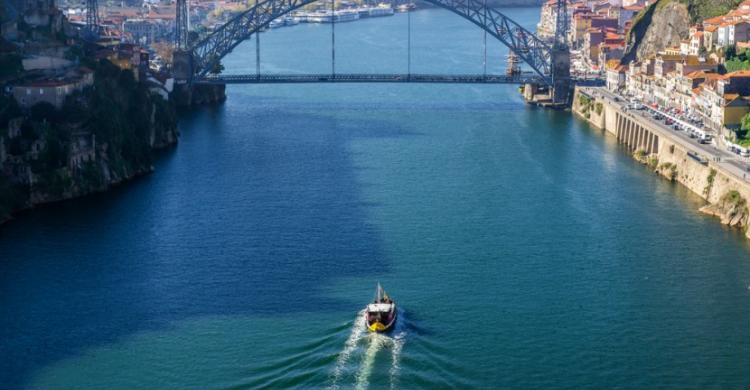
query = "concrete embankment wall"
xmin=571 ymin=87 xmax=750 ymax=239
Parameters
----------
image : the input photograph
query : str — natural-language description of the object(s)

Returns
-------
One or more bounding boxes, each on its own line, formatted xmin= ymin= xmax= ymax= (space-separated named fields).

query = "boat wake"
xmin=330 ymin=310 xmax=368 ymax=388
xmin=330 ymin=309 xmax=406 ymax=390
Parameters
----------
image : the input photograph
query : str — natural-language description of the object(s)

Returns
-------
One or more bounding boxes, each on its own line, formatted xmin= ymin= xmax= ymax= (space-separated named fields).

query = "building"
xmin=654 ymin=54 xmax=681 ymax=78
xmin=689 ymin=30 xmax=704 ymax=56
xmin=717 ymin=94 xmax=750 ymax=129
xmin=598 ymin=40 xmax=626 ymax=69
xmin=122 ymin=19 xmax=157 ymax=44
xmin=12 ymin=68 xmax=94 ymax=109
xmin=692 ymin=71 xmax=750 ymax=129
xmin=703 ymin=25 xmax=718 ymax=51
xmin=717 ymin=21 xmax=750 ymax=47
xmin=68 ymin=131 xmax=96 ymax=170
xmin=13 ymin=80 xmax=78 ymax=109
xmin=606 ymin=60 xmax=628 ymax=91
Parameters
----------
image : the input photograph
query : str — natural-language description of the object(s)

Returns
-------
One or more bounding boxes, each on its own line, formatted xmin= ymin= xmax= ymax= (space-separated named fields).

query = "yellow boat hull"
xmin=366 ymin=313 xmax=396 ymax=333
xmin=368 ymin=321 xmax=388 ymax=332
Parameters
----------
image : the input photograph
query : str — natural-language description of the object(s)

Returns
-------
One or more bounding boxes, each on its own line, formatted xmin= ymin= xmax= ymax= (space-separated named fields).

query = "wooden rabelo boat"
xmin=365 ymin=283 xmax=397 ymax=333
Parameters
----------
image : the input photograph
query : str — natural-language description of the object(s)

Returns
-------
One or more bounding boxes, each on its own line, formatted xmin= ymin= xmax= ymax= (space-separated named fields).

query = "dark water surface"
xmin=3 ymin=7 xmax=750 ymax=389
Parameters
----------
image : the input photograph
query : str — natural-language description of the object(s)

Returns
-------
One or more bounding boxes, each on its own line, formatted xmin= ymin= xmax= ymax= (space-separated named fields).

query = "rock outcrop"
xmin=0 ymin=60 xmax=179 ymax=225
xmin=624 ymin=1 xmax=690 ymax=63
xmin=700 ymin=190 xmax=750 ymax=230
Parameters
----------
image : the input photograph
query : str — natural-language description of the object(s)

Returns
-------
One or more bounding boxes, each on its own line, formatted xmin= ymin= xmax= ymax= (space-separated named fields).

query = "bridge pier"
xmin=171 ymin=50 xmax=226 ymax=106
xmin=522 ymin=48 xmax=571 ymax=107
xmin=172 ymin=49 xmax=194 ymax=84
xmin=551 ymin=48 xmax=571 ymax=105
xmin=173 ymin=83 xmax=226 ymax=107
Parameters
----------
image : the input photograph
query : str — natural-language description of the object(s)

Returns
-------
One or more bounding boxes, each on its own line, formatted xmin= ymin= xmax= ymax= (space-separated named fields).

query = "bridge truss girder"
xmin=189 ymin=0 xmax=553 ymax=83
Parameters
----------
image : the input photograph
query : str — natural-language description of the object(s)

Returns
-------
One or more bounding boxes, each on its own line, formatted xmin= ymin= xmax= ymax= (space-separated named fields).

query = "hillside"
xmin=622 ymin=0 xmax=745 ymax=63
xmin=677 ymin=0 xmax=744 ymax=22
xmin=0 ymin=60 xmax=178 ymax=223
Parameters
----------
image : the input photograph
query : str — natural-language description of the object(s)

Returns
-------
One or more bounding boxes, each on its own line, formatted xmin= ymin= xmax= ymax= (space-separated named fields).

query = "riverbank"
xmin=0 ymin=60 xmax=179 ymax=227
xmin=572 ymin=86 xmax=750 ymax=239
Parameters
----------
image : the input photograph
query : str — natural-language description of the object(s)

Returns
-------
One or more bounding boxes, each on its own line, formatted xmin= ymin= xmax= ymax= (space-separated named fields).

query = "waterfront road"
xmin=581 ymin=87 xmax=750 ymax=183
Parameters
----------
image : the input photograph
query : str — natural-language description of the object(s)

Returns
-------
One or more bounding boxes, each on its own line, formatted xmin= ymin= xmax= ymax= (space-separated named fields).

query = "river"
xmin=3 ymin=7 xmax=750 ymax=389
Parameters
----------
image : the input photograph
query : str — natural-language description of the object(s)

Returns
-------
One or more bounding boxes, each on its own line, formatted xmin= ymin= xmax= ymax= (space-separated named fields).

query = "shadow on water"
xmin=0 ymin=93 xmax=416 ymax=388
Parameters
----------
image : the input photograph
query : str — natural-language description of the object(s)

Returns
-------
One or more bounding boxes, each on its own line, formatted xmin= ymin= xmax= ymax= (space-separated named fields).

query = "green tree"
xmin=725 ymin=44 xmax=737 ymax=60
xmin=30 ymin=102 xmax=60 ymax=123
xmin=738 ymin=111 xmax=750 ymax=139
xmin=741 ymin=111 xmax=750 ymax=132
xmin=0 ymin=53 xmax=22 ymax=78
xmin=209 ymin=56 xmax=224 ymax=74
xmin=0 ymin=94 xmax=21 ymax=127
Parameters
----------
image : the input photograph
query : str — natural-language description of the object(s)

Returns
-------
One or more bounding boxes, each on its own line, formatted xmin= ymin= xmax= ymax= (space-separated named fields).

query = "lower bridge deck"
xmin=196 ymin=73 xmax=547 ymax=84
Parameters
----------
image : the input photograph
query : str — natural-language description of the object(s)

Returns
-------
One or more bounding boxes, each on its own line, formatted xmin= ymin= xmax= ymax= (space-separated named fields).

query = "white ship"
xmin=369 ymin=5 xmax=394 ymax=17
xmin=357 ymin=7 xmax=373 ymax=18
xmin=292 ymin=11 xmax=309 ymax=23
xmin=333 ymin=9 xmax=360 ymax=22
xmin=356 ymin=5 xmax=393 ymax=17
xmin=307 ymin=9 xmax=360 ymax=23
xmin=268 ymin=19 xmax=284 ymax=28
xmin=306 ymin=11 xmax=332 ymax=23
xmin=397 ymin=3 xmax=415 ymax=12
xmin=284 ymin=16 xmax=299 ymax=25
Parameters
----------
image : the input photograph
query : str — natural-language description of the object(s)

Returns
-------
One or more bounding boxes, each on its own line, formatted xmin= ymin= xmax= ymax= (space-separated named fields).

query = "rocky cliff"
xmin=700 ymin=190 xmax=750 ymax=230
xmin=623 ymin=0 xmax=690 ymax=63
xmin=0 ymin=60 xmax=179 ymax=225
xmin=624 ymin=0 xmax=749 ymax=63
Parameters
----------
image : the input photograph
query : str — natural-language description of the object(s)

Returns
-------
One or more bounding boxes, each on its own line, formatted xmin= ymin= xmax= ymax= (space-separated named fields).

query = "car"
xmin=673 ymin=124 xmax=680 ymax=130
xmin=743 ymin=150 xmax=750 ymax=158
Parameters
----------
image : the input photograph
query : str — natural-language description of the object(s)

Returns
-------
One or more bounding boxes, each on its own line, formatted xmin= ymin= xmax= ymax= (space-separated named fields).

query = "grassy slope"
xmin=676 ymin=0 xmax=745 ymax=22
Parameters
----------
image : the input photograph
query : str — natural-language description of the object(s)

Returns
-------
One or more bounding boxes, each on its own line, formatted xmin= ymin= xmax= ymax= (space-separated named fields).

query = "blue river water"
xmin=3 ymin=7 xmax=750 ymax=389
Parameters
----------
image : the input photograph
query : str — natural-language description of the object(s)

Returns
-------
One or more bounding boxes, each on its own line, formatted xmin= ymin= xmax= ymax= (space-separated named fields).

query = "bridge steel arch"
xmin=187 ymin=0 xmax=553 ymax=83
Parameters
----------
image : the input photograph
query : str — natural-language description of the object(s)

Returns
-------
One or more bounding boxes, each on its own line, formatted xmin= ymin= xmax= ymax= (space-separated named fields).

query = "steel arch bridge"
xmin=177 ymin=0 xmax=557 ymax=84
